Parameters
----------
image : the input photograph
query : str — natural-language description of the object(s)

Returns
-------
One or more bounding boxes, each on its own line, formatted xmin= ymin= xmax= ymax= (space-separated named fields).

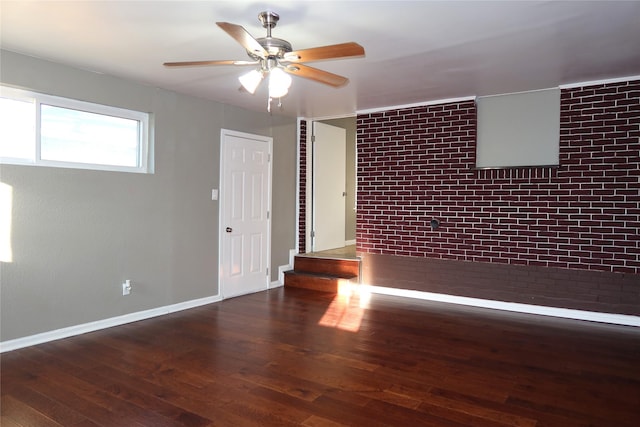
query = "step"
xmin=284 ymin=270 xmax=358 ymax=293
xmin=293 ymin=256 xmax=360 ymax=278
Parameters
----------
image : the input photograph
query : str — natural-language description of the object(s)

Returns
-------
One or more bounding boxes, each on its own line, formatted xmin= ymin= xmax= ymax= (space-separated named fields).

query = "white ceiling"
xmin=1 ymin=1 xmax=639 ymax=119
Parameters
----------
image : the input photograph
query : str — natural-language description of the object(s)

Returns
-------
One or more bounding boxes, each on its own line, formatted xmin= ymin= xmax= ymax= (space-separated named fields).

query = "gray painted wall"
xmin=0 ymin=50 xmax=297 ymax=341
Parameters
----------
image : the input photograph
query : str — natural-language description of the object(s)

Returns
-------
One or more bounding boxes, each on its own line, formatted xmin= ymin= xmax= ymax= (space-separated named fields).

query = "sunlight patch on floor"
xmin=318 ymin=281 xmax=371 ymax=332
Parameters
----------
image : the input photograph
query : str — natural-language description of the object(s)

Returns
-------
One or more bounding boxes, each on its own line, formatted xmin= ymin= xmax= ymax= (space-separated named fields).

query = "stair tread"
xmin=284 ymin=270 xmax=357 ymax=280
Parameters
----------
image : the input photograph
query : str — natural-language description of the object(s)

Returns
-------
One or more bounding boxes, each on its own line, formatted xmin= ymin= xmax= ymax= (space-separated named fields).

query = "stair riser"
xmin=294 ymin=256 xmax=360 ymax=277
xmin=284 ymin=273 xmax=355 ymax=293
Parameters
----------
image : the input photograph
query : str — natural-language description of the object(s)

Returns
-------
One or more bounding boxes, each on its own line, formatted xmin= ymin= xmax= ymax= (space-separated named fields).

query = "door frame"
xmin=218 ymin=128 xmax=273 ymax=299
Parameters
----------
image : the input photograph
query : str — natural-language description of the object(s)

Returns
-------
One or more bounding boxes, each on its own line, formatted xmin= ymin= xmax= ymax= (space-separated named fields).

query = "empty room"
xmin=1 ymin=1 xmax=639 ymax=426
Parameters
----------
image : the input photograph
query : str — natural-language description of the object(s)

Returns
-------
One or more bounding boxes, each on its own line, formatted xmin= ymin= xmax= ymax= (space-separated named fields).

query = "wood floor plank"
xmin=1 ymin=395 xmax=64 ymax=427
xmin=2 ymin=287 xmax=639 ymax=426
xmin=301 ymin=414 xmax=348 ymax=427
xmin=0 ymin=414 xmax=26 ymax=427
xmin=231 ymin=368 xmax=326 ymax=402
xmin=416 ymin=391 xmax=538 ymax=427
xmin=5 ymin=385 xmax=89 ymax=426
xmin=75 ymin=367 xmax=213 ymax=426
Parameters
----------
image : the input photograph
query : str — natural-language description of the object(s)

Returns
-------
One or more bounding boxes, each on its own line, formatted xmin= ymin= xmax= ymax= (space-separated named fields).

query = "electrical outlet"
xmin=122 ymin=280 xmax=131 ymax=296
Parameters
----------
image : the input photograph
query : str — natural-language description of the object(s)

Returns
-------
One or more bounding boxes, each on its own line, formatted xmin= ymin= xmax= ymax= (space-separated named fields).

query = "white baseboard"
xmin=345 ymin=239 xmax=356 ymax=246
xmin=0 ymin=294 xmax=222 ymax=353
xmin=361 ymin=285 xmax=640 ymax=327
xmin=276 ymin=248 xmax=297 ymax=285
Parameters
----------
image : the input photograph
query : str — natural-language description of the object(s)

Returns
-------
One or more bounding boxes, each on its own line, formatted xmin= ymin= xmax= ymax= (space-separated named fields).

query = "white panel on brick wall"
xmin=476 ymin=88 xmax=560 ymax=168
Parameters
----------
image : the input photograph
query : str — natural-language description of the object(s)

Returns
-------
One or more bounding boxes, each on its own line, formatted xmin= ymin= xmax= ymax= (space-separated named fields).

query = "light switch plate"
xmin=211 ymin=189 xmax=218 ymax=200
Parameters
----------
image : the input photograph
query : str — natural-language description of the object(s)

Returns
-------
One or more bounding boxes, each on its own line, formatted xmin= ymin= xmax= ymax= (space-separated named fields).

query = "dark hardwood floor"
xmin=2 ymin=287 xmax=640 ymax=426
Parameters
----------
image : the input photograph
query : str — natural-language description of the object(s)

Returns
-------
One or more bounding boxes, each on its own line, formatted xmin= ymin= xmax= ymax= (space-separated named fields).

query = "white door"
xmin=219 ymin=129 xmax=272 ymax=299
xmin=313 ymin=122 xmax=346 ymax=252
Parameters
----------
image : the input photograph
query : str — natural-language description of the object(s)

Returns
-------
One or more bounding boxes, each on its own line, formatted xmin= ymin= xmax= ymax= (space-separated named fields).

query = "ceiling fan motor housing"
xmin=250 ymin=37 xmax=292 ymax=60
xmin=248 ymin=12 xmax=293 ymax=61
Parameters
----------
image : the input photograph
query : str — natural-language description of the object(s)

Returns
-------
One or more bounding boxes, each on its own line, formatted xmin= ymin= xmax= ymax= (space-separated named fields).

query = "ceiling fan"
xmin=163 ymin=11 xmax=365 ymax=110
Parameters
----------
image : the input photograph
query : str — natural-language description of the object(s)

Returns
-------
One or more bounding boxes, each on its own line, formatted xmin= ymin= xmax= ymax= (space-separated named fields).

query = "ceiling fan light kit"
xmin=164 ymin=11 xmax=365 ymax=112
xmin=267 ymin=67 xmax=292 ymax=98
xmin=238 ymin=69 xmax=264 ymax=94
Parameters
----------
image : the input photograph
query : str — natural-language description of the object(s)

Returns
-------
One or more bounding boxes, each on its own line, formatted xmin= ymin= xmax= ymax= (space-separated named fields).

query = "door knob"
xmin=226 ymin=227 xmax=232 ymax=233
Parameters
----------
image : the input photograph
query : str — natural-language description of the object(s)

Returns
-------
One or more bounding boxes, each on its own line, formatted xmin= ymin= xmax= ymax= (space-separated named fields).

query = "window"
xmin=0 ymin=86 xmax=150 ymax=173
xmin=476 ymin=88 xmax=560 ymax=169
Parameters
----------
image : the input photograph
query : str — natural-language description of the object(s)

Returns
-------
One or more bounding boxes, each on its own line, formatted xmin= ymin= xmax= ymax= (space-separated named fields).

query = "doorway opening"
xmin=302 ymin=117 xmax=357 ymax=256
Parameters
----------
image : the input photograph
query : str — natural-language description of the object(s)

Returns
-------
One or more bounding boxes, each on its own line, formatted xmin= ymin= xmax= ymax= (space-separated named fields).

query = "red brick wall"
xmin=298 ymin=120 xmax=307 ymax=253
xmin=355 ymin=80 xmax=640 ymax=314
xmin=356 ymin=100 xmax=479 ymax=259
xmin=357 ymin=81 xmax=640 ymax=274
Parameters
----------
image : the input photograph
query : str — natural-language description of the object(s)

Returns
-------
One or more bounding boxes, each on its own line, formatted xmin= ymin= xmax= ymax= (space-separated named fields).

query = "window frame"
xmin=0 ymin=85 xmax=151 ymax=174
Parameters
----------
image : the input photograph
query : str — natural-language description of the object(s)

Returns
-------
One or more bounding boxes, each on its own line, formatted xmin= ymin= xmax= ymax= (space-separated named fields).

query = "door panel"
xmin=220 ymin=130 xmax=272 ymax=299
xmin=230 ymin=170 xmax=244 ymax=220
xmin=249 ymin=233 xmax=263 ymax=273
xmin=230 ymin=235 xmax=243 ymax=277
xmin=313 ymin=122 xmax=346 ymax=252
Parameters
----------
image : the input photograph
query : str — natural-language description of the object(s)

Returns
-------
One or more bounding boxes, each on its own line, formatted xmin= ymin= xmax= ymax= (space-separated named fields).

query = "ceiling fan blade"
xmin=283 ymin=42 xmax=365 ymax=63
xmin=163 ymin=60 xmax=258 ymax=67
xmin=216 ymin=22 xmax=268 ymax=58
xmin=284 ymin=63 xmax=349 ymax=87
